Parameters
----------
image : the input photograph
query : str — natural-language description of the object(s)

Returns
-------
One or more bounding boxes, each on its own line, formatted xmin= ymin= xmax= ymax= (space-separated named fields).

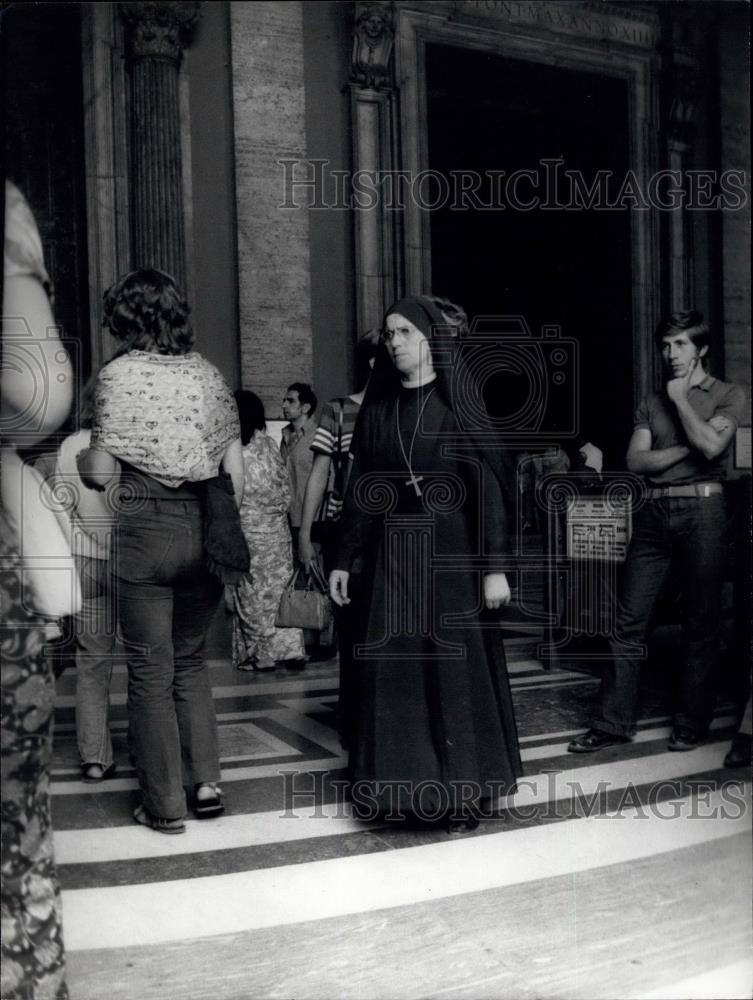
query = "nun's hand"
xmin=484 ymin=573 xmax=511 ymax=610
xmin=329 ymin=570 xmax=350 ymax=606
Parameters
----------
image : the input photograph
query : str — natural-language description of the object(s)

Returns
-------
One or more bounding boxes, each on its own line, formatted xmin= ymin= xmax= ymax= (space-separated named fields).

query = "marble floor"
xmin=51 ymin=628 xmax=752 ymax=1000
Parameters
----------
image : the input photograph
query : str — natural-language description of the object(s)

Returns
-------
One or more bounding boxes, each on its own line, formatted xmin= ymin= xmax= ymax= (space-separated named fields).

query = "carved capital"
xmin=350 ymin=2 xmax=395 ymax=90
xmin=120 ymin=1 xmax=200 ymax=64
xmin=667 ymin=51 xmax=698 ymax=150
xmin=663 ymin=7 xmax=708 ymax=152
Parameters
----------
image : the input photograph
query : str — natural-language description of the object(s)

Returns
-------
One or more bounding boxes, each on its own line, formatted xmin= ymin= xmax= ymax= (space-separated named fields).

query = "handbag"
xmin=201 ymin=470 xmax=250 ymax=586
xmin=275 ymin=561 xmax=333 ymax=632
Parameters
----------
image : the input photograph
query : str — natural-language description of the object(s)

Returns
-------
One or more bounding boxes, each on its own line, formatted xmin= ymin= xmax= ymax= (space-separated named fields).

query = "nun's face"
xmin=383 ymin=313 xmax=434 ymax=381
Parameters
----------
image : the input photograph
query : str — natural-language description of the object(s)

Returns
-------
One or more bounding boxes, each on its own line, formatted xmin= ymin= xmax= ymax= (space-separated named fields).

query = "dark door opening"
xmin=3 ymin=2 xmax=91 ymax=400
xmin=426 ymin=44 xmax=633 ymax=469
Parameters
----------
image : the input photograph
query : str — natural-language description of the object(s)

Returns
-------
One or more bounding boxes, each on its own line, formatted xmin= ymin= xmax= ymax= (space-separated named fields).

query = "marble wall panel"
xmin=231 ymin=1 xmax=314 ymax=417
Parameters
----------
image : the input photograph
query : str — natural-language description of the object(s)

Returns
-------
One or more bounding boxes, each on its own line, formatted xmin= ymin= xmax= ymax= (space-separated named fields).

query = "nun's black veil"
xmin=355 ymin=295 xmax=517 ymax=521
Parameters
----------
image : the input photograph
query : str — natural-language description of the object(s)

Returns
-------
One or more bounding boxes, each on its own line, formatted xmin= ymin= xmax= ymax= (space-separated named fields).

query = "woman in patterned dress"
xmin=2 ymin=181 xmax=74 ymax=999
xmin=231 ymin=391 xmax=305 ymax=671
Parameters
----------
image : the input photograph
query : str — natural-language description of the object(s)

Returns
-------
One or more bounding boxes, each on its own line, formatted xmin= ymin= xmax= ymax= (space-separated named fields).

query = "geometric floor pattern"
xmin=52 ymin=633 xmax=752 ymax=999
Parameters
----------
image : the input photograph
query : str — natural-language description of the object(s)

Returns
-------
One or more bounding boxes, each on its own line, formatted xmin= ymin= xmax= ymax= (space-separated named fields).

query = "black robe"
xmin=335 ymin=381 xmax=522 ymax=816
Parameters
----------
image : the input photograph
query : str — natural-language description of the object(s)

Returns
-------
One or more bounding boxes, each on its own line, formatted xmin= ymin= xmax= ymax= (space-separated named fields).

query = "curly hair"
xmin=102 ymin=268 xmax=194 ymax=356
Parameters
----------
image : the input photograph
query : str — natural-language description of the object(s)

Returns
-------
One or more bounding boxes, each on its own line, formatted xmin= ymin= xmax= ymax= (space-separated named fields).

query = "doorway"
xmin=3 ymin=2 xmax=91 ymax=388
xmin=426 ymin=43 xmax=634 ymax=467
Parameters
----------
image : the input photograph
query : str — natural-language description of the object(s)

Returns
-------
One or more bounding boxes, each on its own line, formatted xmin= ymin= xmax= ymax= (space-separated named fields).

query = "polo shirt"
xmin=634 ymin=374 xmax=747 ymax=485
xmin=310 ymin=396 xmax=361 ymax=521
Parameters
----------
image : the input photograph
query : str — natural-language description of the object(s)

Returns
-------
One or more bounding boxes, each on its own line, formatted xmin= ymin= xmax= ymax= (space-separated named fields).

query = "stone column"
xmin=349 ymin=2 xmax=399 ymax=333
xmin=719 ymin=9 xmax=751 ymax=401
xmin=666 ymin=60 xmax=697 ymax=312
xmin=663 ymin=14 xmax=700 ymax=315
xmin=119 ymin=1 xmax=199 ymax=288
xmin=81 ymin=3 xmax=130 ymax=372
xmin=229 ymin=2 xmax=314 ymax=412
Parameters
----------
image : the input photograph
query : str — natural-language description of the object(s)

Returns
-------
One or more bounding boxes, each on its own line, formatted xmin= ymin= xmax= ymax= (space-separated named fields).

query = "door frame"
xmin=391 ymin=2 xmax=663 ymax=405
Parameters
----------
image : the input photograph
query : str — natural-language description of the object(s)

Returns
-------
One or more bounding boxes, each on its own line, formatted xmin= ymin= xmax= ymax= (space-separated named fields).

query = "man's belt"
xmin=646 ymin=482 xmax=724 ymax=499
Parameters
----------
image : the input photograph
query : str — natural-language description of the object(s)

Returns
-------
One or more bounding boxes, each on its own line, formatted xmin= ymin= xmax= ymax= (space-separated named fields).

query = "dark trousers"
xmin=115 ymin=498 xmax=222 ymax=819
xmin=75 ymin=553 xmax=117 ymax=768
xmin=596 ymin=495 xmax=727 ymax=738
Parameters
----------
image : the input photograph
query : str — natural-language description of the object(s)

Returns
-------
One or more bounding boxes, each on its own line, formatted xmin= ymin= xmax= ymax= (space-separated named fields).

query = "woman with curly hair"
xmin=80 ymin=268 xmax=243 ymax=833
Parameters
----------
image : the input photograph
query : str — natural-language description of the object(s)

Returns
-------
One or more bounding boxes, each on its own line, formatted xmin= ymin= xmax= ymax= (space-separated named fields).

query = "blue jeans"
xmin=597 ymin=495 xmax=727 ymax=738
xmin=115 ymin=498 xmax=222 ymax=819
xmin=75 ymin=555 xmax=117 ymax=767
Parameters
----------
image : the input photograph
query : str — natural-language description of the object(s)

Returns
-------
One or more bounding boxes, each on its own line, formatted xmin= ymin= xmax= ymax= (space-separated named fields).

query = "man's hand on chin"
xmin=666 ymin=359 xmax=697 ymax=404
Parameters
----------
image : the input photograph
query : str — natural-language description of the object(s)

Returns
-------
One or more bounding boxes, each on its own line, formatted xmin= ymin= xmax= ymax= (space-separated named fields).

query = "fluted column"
xmin=666 ymin=51 xmax=698 ymax=313
xmin=120 ymin=1 xmax=199 ymax=287
xmin=349 ymin=2 xmax=399 ymax=333
xmin=661 ymin=8 xmax=702 ymax=316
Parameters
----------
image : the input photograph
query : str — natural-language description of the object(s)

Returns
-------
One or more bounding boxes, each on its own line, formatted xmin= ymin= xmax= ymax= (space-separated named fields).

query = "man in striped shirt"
xmin=298 ymin=331 xmax=379 ymax=742
xmin=298 ymin=332 xmax=380 ymax=571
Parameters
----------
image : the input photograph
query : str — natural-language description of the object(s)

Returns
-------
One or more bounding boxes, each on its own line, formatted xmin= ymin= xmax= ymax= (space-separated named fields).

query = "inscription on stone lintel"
xmin=455 ymin=1 xmax=658 ymax=48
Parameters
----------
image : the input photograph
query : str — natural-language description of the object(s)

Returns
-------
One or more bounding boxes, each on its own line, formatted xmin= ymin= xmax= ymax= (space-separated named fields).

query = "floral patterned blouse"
xmin=239 ymin=431 xmax=292 ymax=534
xmin=91 ymin=350 xmax=240 ymax=487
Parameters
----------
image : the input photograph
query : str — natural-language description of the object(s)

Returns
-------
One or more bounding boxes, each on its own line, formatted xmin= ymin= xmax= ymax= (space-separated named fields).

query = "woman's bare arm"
xmin=2 ymin=274 xmax=73 ymax=443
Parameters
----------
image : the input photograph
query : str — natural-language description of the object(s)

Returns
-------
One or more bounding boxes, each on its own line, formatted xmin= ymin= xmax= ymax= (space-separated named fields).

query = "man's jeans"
xmin=75 ymin=555 xmax=117 ymax=768
xmin=115 ymin=498 xmax=222 ymax=819
xmin=596 ymin=495 xmax=726 ymax=739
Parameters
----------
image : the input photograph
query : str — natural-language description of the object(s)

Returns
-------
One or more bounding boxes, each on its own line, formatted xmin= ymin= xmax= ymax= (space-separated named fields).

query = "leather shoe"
xmin=667 ymin=728 xmax=699 ymax=752
xmin=284 ymin=657 xmax=307 ymax=670
xmin=446 ymin=808 xmax=480 ymax=835
xmin=724 ymin=734 xmax=751 ymax=768
xmin=567 ymin=729 xmax=630 ymax=753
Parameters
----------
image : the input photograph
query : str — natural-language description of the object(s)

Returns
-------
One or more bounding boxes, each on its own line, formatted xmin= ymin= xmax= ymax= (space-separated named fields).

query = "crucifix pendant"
xmin=406 ymin=474 xmax=424 ymax=496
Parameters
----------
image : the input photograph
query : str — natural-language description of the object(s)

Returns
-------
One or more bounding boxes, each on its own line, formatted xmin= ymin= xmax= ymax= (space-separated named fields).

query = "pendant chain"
xmin=396 ymin=388 xmax=435 ymax=496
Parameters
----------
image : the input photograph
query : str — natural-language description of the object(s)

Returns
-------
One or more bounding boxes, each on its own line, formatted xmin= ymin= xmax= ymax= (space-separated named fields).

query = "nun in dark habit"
xmin=329 ymin=295 xmax=522 ymax=833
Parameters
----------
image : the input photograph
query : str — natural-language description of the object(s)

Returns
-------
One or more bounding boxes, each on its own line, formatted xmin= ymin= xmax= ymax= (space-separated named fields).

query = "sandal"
xmin=81 ymin=762 xmax=116 ymax=783
xmin=194 ymin=783 xmax=224 ymax=818
xmin=236 ymin=657 xmax=275 ymax=672
xmin=133 ymin=804 xmax=186 ymax=835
